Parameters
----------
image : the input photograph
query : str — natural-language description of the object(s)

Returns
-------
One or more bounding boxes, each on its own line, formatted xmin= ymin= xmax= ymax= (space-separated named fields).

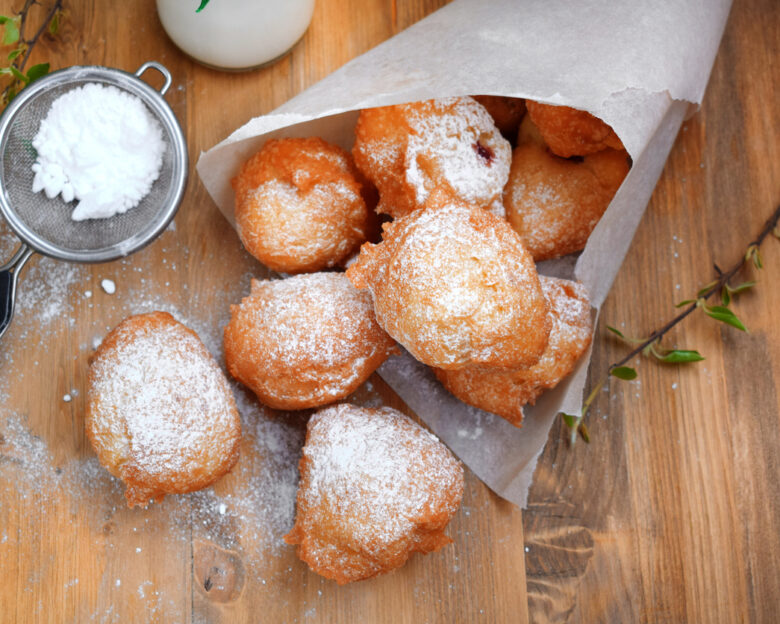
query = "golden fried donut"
xmin=434 ymin=276 xmax=593 ymax=426
xmin=472 ymin=95 xmax=526 ymax=139
xmin=232 ymin=137 xmax=377 ymax=274
xmin=223 ymin=272 xmax=397 ymax=410
xmin=525 ymin=100 xmax=624 ymax=157
xmin=352 ymin=97 xmax=511 ymax=218
xmin=284 ymin=403 xmax=464 ymax=584
xmin=504 ymin=117 xmax=630 ymax=261
xmin=85 ymin=312 xmax=241 ymax=508
xmin=347 ymin=193 xmax=550 ymax=370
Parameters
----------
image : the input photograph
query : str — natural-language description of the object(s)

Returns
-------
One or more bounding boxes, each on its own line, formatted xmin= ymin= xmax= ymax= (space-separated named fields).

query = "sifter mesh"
xmin=0 ymin=64 xmax=187 ymax=263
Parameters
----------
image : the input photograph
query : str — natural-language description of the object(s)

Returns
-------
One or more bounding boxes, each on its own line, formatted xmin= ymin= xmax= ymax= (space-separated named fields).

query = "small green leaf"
xmin=675 ymin=299 xmax=695 ymax=308
xmin=579 ymin=422 xmax=591 ymax=443
xmin=7 ymin=65 xmax=27 ymax=83
xmin=0 ymin=16 xmax=20 ymax=45
xmin=195 ymin=0 xmax=211 ymax=12
xmin=611 ymin=366 xmax=638 ymax=380
xmin=704 ymin=305 xmax=747 ymax=332
xmin=657 ymin=349 xmax=705 ymax=363
xmin=606 ymin=325 xmax=625 ymax=339
xmin=745 ymin=245 xmax=763 ymax=269
xmin=26 ymin=62 xmax=49 ymax=83
xmin=561 ymin=413 xmax=577 ymax=429
xmin=7 ymin=47 xmax=21 ymax=61
xmin=728 ymin=280 xmax=756 ymax=294
xmin=723 ymin=280 xmax=756 ymax=305
xmin=697 ymin=280 xmax=719 ymax=298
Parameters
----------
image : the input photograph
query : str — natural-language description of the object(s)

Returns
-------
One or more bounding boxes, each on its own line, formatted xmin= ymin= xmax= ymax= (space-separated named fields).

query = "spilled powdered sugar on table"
xmin=0 ymin=218 xmax=488 ymax=621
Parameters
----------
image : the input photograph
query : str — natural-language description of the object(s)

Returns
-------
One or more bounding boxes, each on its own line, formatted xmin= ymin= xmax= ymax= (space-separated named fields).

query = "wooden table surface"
xmin=0 ymin=1 xmax=777 ymax=622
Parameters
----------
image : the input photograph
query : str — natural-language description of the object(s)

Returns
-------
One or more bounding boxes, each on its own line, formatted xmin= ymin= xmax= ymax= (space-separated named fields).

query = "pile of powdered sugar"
xmin=31 ymin=82 xmax=165 ymax=221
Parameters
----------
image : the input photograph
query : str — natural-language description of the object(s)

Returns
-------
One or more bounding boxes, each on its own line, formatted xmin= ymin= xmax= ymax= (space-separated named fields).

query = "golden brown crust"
xmin=434 ymin=277 xmax=593 ymax=426
xmin=472 ymin=95 xmax=526 ymax=138
xmin=232 ymin=137 xmax=376 ymax=274
xmin=525 ymin=100 xmax=624 ymax=158
xmin=284 ymin=404 xmax=464 ymax=584
xmin=347 ymin=193 xmax=551 ymax=370
xmin=504 ymin=117 xmax=630 ymax=261
xmin=223 ymin=273 xmax=397 ymax=410
xmin=353 ymin=97 xmax=511 ymax=218
xmin=85 ymin=312 xmax=241 ymax=508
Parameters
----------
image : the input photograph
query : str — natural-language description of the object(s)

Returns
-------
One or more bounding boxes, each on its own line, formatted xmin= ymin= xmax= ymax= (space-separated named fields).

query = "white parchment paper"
xmin=197 ymin=0 xmax=732 ymax=507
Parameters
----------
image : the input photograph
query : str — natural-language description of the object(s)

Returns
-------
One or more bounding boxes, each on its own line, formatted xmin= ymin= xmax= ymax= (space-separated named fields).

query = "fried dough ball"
xmin=232 ymin=137 xmax=377 ymax=274
xmin=504 ymin=117 xmax=630 ymax=261
xmin=284 ymin=404 xmax=464 ymax=584
xmin=434 ymin=276 xmax=593 ymax=427
xmin=352 ymin=97 xmax=511 ymax=218
xmin=525 ymin=100 xmax=624 ymax=157
xmin=223 ymin=273 xmax=397 ymax=410
xmin=85 ymin=312 xmax=241 ymax=508
xmin=347 ymin=193 xmax=551 ymax=370
xmin=472 ymin=95 xmax=526 ymax=139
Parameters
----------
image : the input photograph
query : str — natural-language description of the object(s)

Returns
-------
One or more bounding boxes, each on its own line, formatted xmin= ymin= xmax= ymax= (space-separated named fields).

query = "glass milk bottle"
xmin=156 ymin=0 xmax=316 ymax=71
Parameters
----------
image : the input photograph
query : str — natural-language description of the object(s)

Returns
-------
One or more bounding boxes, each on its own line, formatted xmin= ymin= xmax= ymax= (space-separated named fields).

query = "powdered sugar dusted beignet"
xmin=504 ymin=117 xmax=630 ymax=261
xmin=223 ymin=273 xmax=397 ymax=410
xmin=284 ymin=404 xmax=464 ymax=584
xmin=232 ymin=137 xmax=377 ymax=274
xmin=347 ymin=194 xmax=550 ymax=370
xmin=353 ymin=97 xmax=511 ymax=218
xmin=525 ymin=100 xmax=624 ymax=158
xmin=434 ymin=276 xmax=593 ymax=426
xmin=86 ymin=312 xmax=241 ymax=508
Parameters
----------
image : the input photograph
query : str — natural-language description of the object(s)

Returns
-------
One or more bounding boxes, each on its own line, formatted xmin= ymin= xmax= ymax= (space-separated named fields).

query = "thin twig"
xmin=569 ymin=203 xmax=780 ymax=445
xmin=606 ymin=203 xmax=780 ymax=374
xmin=17 ymin=0 xmax=62 ymax=72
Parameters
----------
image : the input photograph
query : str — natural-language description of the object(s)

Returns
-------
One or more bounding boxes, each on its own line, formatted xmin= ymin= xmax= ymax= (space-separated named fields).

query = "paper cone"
xmin=197 ymin=0 xmax=732 ymax=507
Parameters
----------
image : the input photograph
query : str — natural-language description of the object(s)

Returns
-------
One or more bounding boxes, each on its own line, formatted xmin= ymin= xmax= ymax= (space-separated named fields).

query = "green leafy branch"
xmin=0 ymin=0 xmax=63 ymax=109
xmin=563 ymin=203 xmax=780 ymax=446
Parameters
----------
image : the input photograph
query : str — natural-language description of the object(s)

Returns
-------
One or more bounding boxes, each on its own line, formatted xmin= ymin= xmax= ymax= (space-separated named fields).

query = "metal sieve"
xmin=0 ymin=61 xmax=188 ymax=339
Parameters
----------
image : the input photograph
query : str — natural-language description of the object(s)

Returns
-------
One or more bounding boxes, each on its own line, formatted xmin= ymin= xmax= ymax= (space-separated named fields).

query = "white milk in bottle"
xmin=156 ymin=0 xmax=316 ymax=70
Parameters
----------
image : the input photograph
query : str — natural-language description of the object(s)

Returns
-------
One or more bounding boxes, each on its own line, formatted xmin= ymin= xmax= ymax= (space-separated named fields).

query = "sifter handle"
xmin=135 ymin=61 xmax=173 ymax=96
xmin=0 ymin=244 xmax=33 ymax=340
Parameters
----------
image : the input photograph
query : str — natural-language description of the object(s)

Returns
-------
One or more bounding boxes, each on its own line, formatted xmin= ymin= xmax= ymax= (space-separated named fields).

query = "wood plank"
xmin=0 ymin=1 xmax=529 ymax=622
xmin=525 ymin=0 xmax=780 ymax=622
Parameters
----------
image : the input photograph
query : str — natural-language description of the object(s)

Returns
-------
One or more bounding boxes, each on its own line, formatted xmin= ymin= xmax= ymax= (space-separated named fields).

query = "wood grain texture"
xmin=0 ymin=1 xmax=528 ymax=623
xmin=0 ymin=0 xmax=777 ymax=623
xmin=525 ymin=1 xmax=780 ymax=623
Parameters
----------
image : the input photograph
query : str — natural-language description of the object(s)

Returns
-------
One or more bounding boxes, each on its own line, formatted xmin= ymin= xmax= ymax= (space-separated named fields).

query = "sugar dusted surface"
xmin=352 ymin=97 xmax=510 ymax=218
xmin=405 ymin=97 xmax=510 ymax=210
xmin=225 ymin=273 xmax=396 ymax=408
xmin=247 ymin=273 xmax=377 ymax=369
xmin=348 ymin=198 xmax=549 ymax=369
xmin=434 ymin=276 xmax=593 ymax=425
xmin=288 ymin=404 xmax=463 ymax=582
xmin=233 ymin=137 xmax=372 ymax=273
xmin=88 ymin=313 xmax=239 ymax=501
xmin=504 ymin=134 xmax=629 ymax=261
xmin=241 ymin=178 xmax=366 ymax=271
